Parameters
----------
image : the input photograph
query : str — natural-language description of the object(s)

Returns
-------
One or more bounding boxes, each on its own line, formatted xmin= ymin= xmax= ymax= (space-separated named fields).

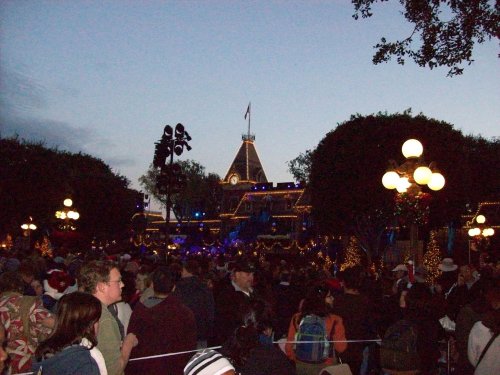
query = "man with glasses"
xmin=79 ymin=260 xmax=138 ymax=375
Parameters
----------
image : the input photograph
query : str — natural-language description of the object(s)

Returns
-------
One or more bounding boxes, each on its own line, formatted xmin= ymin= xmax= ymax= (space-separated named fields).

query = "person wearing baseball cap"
xmin=214 ymin=259 xmax=256 ymax=345
xmin=391 ymin=264 xmax=409 ymax=295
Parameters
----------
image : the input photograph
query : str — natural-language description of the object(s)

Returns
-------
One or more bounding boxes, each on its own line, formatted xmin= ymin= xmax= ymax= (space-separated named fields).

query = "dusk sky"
xmin=1 ymin=1 xmax=498 ymax=201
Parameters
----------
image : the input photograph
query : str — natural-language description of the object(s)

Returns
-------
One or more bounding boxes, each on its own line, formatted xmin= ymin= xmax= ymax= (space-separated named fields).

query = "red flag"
xmin=244 ymin=103 xmax=250 ymax=119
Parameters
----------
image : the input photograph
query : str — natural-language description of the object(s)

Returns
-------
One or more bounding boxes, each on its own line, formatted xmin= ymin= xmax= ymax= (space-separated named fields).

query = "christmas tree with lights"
xmin=35 ymin=236 xmax=53 ymax=258
xmin=423 ymin=230 xmax=441 ymax=283
xmin=340 ymin=236 xmax=362 ymax=271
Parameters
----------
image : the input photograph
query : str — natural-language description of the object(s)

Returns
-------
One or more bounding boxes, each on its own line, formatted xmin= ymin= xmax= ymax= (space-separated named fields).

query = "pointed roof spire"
xmin=224 ymin=103 xmax=267 ymax=184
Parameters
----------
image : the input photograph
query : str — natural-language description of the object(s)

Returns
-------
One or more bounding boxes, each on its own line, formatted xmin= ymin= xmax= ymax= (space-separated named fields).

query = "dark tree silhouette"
xmin=352 ymin=0 xmax=499 ymax=76
xmin=0 ymin=137 xmax=140 ymax=244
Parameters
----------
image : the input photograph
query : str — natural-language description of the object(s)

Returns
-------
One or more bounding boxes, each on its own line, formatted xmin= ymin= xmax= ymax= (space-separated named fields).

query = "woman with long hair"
xmin=32 ymin=292 xmax=107 ymax=375
xmin=221 ymin=301 xmax=296 ymax=375
xmin=286 ymin=283 xmax=347 ymax=375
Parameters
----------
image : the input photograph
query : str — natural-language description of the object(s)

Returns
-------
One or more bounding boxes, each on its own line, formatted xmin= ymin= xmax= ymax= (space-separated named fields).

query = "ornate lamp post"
xmin=467 ymin=214 xmax=495 ymax=262
xmin=55 ymin=198 xmax=80 ymax=231
xmin=382 ymin=139 xmax=445 ymax=264
xmin=21 ymin=217 xmax=37 ymax=248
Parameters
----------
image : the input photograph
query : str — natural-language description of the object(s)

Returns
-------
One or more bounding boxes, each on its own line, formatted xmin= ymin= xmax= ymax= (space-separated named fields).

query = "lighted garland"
xmin=395 ymin=192 xmax=431 ymax=226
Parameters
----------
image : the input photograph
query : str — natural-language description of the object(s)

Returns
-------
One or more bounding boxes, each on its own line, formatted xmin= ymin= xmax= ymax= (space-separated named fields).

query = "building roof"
xmin=223 ymin=135 xmax=267 ymax=184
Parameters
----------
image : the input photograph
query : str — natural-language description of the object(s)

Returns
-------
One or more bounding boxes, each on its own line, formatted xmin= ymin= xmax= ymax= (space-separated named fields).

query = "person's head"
xmin=78 ymin=260 xmax=123 ymax=306
xmin=30 ymin=279 xmax=44 ymax=296
xmin=182 ymin=259 xmax=200 ymax=277
xmin=151 ymin=266 xmax=176 ymax=295
xmin=19 ymin=262 xmax=36 ymax=284
xmin=0 ymin=271 xmax=24 ymax=294
xmin=480 ymin=281 xmax=500 ymax=334
xmin=135 ymin=268 xmax=151 ymax=292
xmin=184 ymin=349 xmax=235 ymax=375
xmin=279 ymin=269 xmax=291 ymax=283
xmin=404 ymin=283 xmax=433 ymax=317
xmin=391 ymin=264 xmax=408 ymax=280
xmin=340 ymin=265 xmax=365 ymax=291
xmin=35 ymin=291 xmax=102 ymax=359
xmin=301 ymin=283 xmax=332 ymax=317
xmin=231 ymin=260 xmax=255 ymax=293
xmin=0 ymin=324 xmax=8 ymax=374
xmin=459 ymin=265 xmax=474 ymax=282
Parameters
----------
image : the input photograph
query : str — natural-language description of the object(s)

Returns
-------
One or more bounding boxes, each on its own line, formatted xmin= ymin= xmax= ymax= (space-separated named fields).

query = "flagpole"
xmin=247 ymin=102 xmax=251 ymax=139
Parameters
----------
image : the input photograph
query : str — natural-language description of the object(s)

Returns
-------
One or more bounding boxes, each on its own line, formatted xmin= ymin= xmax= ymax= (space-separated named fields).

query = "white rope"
xmin=128 ymin=345 xmax=222 ymax=362
xmin=17 ymin=338 xmax=384 ymax=373
xmin=128 ymin=338 xmax=382 ymax=362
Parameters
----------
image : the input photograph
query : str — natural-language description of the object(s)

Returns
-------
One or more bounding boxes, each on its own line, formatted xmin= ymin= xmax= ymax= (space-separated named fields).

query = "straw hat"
xmin=439 ymin=258 xmax=458 ymax=272
xmin=392 ymin=264 xmax=408 ymax=272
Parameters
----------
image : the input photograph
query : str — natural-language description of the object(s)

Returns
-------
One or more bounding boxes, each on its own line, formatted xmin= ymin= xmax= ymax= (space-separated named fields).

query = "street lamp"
xmin=468 ymin=215 xmax=495 ymax=262
xmin=382 ymin=139 xmax=445 ymax=264
xmin=55 ymin=198 xmax=80 ymax=230
xmin=21 ymin=217 xmax=37 ymax=248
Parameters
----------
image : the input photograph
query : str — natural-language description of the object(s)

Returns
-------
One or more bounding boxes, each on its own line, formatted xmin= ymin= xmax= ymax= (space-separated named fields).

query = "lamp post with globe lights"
xmin=467 ymin=214 xmax=495 ymax=262
xmin=55 ymin=198 xmax=80 ymax=231
xmin=382 ymin=139 xmax=445 ymax=264
xmin=20 ymin=217 xmax=37 ymax=249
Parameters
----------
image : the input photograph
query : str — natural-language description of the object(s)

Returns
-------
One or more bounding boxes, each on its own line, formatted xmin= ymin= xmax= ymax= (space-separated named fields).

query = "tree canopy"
xmin=139 ymin=159 xmax=223 ymax=222
xmin=0 ymin=137 xmax=140 ymax=244
xmin=352 ymin=0 xmax=499 ymax=76
xmin=287 ymin=149 xmax=313 ymax=184
xmin=309 ymin=111 xmax=499 ymax=259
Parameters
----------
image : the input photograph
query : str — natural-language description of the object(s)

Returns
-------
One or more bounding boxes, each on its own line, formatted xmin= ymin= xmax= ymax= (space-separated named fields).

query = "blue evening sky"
xmin=1 ymin=1 xmax=498 ymax=197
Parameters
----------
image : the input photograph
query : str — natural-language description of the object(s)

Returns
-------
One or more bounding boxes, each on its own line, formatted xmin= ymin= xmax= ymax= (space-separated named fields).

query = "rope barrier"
xmin=16 ymin=338 xmax=384 ymax=373
xmin=129 ymin=345 xmax=222 ymax=362
xmin=128 ymin=338 xmax=382 ymax=362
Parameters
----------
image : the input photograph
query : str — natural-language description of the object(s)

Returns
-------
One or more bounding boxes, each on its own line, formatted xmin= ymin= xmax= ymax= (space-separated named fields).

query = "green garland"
xmin=395 ymin=192 xmax=431 ymax=226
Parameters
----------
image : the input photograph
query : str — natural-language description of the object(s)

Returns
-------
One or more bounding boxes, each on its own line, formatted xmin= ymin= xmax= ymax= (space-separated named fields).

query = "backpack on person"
xmin=380 ymin=319 xmax=420 ymax=371
xmin=294 ymin=314 xmax=330 ymax=363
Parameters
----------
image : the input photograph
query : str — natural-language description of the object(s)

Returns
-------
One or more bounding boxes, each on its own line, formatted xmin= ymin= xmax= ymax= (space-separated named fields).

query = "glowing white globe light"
xmin=382 ymin=171 xmax=400 ymax=189
xmin=21 ymin=224 xmax=28 ymax=230
xmin=468 ymin=228 xmax=475 ymax=237
xmin=473 ymin=228 xmax=481 ymax=236
xmin=476 ymin=215 xmax=486 ymax=224
xmin=60 ymin=212 xmax=67 ymax=219
xmin=396 ymin=177 xmax=411 ymax=193
xmin=485 ymin=228 xmax=495 ymax=236
xmin=428 ymin=173 xmax=445 ymax=191
xmin=64 ymin=198 xmax=73 ymax=207
xmin=402 ymin=139 xmax=423 ymax=158
xmin=73 ymin=212 xmax=80 ymax=220
xmin=413 ymin=166 xmax=432 ymax=185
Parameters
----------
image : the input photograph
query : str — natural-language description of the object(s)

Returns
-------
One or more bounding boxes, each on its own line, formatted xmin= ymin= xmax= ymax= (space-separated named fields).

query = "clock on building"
xmin=229 ymin=174 xmax=239 ymax=185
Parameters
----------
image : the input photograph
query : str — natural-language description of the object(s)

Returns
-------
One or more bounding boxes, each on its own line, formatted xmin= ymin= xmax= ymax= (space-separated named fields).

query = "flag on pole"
xmin=244 ymin=102 xmax=251 ymax=119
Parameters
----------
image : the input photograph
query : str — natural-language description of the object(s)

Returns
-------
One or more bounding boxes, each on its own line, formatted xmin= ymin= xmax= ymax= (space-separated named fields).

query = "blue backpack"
xmin=294 ymin=314 xmax=330 ymax=363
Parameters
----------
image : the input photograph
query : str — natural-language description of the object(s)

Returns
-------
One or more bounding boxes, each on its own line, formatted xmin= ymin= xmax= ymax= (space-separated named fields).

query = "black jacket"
xmin=173 ymin=276 xmax=215 ymax=341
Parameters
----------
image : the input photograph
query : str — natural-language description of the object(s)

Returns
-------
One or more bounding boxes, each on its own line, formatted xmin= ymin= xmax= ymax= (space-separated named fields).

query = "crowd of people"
xmin=0 ymin=247 xmax=498 ymax=375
